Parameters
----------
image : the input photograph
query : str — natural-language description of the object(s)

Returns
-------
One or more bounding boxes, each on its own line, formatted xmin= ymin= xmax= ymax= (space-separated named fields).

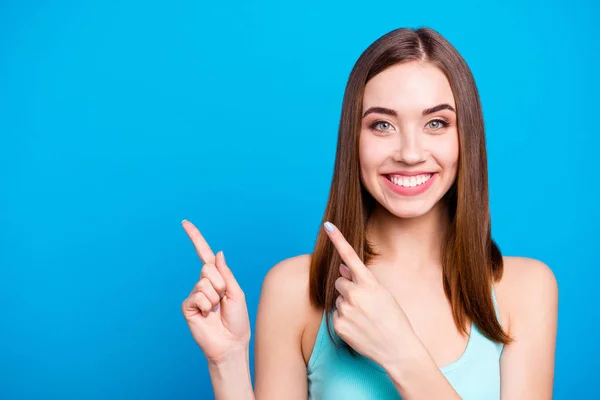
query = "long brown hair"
xmin=309 ymin=27 xmax=512 ymax=349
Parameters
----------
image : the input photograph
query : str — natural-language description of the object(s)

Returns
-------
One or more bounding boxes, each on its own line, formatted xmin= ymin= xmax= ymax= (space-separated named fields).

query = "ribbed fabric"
xmin=307 ymin=288 xmax=504 ymax=399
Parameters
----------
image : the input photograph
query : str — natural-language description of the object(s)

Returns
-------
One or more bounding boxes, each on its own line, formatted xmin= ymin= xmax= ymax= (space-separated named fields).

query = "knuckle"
xmin=200 ymin=263 xmax=216 ymax=278
xmin=201 ymin=265 xmax=226 ymax=292
xmin=199 ymin=280 xmax=220 ymax=302
xmin=333 ymin=315 xmax=345 ymax=335
xmin=194 ymin=293 xmax=210 ymax=309
xmin=335 ymin=297 xmax=347 ymax=314
xmin=334 ymin=277 xmax=341 ymax=289
xmin=198 ymin=278 xmax=212 ymax=291
xmin=346 ymin=289 xmax=359 ymax=305
xmin=343 ymin=301 xmax=351 ymax=314
xmin=213 ymin=279 xmax=226 ymax=294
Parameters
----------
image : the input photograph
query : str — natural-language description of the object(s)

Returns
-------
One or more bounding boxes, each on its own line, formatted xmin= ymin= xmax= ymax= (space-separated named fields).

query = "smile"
xmin=387 ymin=173 xmax=432 ymax=188
xmin=382 ymin=173 xmax=437 ymax=196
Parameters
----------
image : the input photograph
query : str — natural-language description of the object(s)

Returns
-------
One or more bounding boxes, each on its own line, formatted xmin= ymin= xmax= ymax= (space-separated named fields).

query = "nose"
xmin=393 ymin=129 xmax=426 ymax=165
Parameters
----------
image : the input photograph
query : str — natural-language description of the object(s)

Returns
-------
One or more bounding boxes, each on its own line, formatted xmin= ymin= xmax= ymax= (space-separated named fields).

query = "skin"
xmin=181 ymin=61 xmax=558 ymax=399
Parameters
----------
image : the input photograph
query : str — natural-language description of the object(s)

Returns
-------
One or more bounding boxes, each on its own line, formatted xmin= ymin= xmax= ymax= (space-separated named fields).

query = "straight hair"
xmin=309 ymin=27 xmax=511 ymax=351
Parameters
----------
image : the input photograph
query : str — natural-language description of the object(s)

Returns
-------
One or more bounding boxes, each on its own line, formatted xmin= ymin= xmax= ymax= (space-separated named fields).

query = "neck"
xmin=366 ymin=201 xmax=450 ymax=273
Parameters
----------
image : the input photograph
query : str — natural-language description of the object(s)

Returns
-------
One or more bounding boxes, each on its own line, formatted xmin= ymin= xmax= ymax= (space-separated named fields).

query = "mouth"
xmin=384 ymin=173 xmax=434 ymax=188
xmin=381 ymin=173 xmax=437 ymax=196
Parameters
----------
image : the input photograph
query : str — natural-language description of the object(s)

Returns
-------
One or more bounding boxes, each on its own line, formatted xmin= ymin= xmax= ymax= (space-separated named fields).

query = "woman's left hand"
xmin=323 ymin=221 xmax=419 ymax=370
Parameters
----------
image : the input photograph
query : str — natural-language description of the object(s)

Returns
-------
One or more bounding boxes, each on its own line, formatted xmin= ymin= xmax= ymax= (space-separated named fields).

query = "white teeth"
xmin=389 ymin=174 xmax=432 ymax=188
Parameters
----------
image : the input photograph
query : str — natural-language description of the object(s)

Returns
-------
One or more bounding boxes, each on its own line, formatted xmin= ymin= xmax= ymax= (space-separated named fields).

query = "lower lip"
xmin=382 ymin=174 xmax=436 ymax=196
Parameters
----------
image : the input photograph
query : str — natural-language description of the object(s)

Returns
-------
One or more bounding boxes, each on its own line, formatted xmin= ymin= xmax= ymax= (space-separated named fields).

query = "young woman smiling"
xmin=181 ymin=27 xmax=558 ymax=399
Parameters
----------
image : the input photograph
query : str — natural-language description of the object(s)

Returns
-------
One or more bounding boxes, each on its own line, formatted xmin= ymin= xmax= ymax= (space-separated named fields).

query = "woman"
xmin=181 ymin=27 xmax=558 ymax=399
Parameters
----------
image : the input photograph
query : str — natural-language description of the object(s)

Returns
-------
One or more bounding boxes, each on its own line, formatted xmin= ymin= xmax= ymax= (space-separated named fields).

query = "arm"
xmin=382 ymin=334 xmax=461 ymax=399
xmin=208 ymin=348 xmax=254 ymax=400
xmin=253 ymin=255 xmax=312 ymax=400
xmin=179 ymin=220 xmax=255 ymax=400
xmin=385 ymin=257 xmax=558 ymax=399
xmin=204 ymin=255 xmax=311 ymax=400
xmin=321 ymin=221 xmax=461 ymax=399
xmin=205 ymin=255 xmax=311 ymax=400
xmin=499 ymin=257 xmax=558 ymax=399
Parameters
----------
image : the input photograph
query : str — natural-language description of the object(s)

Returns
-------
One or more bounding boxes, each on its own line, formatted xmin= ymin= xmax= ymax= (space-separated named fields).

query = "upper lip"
xmin=383 ymin=171 xmax=436 ymax=176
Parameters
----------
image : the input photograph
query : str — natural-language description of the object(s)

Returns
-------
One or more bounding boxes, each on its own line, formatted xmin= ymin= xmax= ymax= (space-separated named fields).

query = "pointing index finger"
xmin=323 ymin=221 xmax=368 ymax=282
xmin=182 ymin=219 xmax=215 ymax=265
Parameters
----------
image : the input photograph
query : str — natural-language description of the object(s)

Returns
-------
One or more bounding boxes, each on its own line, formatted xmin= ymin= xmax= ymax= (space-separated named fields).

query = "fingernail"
xmin=181 ymin=219 xmax=187 ymax=224
xmin=212 ymin=304 xmax=219 ymax=312
xmin=324 ymin=221 xmax=334 ymax=232
xmin=341 ymin=264 xmax=349 ymax=272
xmin=220 ymin=250 xmax=226 ymax=263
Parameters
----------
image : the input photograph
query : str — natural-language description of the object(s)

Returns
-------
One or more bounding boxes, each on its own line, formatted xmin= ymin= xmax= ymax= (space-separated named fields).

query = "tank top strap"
xmin=491 ymin=284 xmax=501 ymax=323
xmin=490 ymin=284 xmax=505 ymax=355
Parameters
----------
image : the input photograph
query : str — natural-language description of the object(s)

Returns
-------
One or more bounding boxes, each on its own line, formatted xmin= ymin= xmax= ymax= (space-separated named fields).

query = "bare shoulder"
xmin=262 ymin=253 xmax=312 ymax=284
xmin=260 ymin=254 xmax=313 ymax=311
xmin=496 ymin=256 xmax=559 ymax=332
xmin=256 ymin=253 xmax=316 ymax=339
xmin=498 ymin=256 xmax=558 ymax=297
xmin=256 ymin=253 xmax=324 ymax=365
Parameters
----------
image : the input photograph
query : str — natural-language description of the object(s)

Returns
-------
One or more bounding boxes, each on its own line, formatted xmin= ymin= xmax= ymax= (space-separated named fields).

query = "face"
xmin=359 ymin=61 xmax=459 ymax=219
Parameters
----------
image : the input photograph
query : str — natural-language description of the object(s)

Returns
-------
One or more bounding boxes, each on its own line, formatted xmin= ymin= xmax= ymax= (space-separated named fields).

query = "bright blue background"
xmin=1 ymin=0 xmax=598 ymax=398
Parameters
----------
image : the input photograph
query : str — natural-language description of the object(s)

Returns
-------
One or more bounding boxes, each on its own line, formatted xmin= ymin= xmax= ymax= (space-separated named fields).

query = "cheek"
xmin=434 ymin=133 xmax=459 ymax=171
xmin=359 ymin=134 xmax=389 ymax=179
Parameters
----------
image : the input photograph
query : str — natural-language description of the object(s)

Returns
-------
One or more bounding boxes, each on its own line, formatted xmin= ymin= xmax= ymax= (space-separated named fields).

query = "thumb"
xmin=215 ymin=251 xmax=244 ymax=300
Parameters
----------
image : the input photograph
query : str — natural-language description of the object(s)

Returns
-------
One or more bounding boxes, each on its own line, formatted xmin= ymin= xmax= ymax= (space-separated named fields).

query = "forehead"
xmin=362 ymin=61 xmax=455 ymax=114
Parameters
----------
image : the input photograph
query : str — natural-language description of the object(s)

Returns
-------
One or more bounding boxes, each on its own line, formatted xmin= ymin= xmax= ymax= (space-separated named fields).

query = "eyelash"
xmin=368 ymin=118 xmax=450 ymax=133
xmin=426 ymin=118 xmax=450 ymax=130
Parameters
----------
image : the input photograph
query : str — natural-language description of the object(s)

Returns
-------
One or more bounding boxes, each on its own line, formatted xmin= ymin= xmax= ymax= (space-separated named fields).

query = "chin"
xmin=386 ymin=204 xmax=435 ymax=219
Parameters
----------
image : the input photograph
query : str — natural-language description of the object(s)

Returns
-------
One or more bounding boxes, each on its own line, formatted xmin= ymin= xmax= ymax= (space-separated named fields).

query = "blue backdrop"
xmin=1 ymin=0 xmax=598 ymax=398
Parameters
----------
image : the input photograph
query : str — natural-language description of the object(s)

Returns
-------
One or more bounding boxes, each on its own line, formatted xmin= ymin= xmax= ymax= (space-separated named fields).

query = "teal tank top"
xmin=307 ymin=288 xmax=504 ymax=399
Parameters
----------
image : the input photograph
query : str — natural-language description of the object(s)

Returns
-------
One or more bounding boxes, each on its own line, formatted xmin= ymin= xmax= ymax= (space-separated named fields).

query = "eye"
xmin=368 ymin=120 xmax=395 ymax=134
xmin=426 ymin=119 xmax=450 ymax=131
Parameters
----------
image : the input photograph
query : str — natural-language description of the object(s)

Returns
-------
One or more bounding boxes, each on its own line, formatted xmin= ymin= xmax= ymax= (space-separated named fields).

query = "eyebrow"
xmin=362 ymin=103 xmax=456 ymax=118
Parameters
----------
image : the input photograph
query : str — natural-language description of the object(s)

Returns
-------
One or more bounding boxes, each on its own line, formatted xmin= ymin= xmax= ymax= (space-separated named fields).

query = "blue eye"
xmin=369 ymin=121 xmax=395 ymax=133
xmin=426 ymin=119 xmax=450 ymax=130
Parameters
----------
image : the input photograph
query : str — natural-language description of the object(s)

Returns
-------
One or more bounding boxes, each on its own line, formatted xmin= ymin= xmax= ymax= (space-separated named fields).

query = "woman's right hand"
xmin=180 ymin=219 xmax=251 ymax=364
